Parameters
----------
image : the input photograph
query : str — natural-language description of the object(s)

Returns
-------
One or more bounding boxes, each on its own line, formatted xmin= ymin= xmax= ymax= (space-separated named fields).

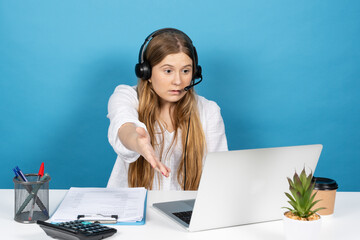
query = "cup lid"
xmin=313 ymin=177 xmax=338 ymax=190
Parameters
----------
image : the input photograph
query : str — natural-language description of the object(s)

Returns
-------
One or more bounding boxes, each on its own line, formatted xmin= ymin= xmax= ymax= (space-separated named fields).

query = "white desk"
xmin=0 ymin=190 xmax=358 ymax=240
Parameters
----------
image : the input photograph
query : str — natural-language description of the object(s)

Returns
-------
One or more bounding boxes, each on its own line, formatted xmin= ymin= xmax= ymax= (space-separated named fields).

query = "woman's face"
xmin=149 ymin=52 xmax=193 ymax=107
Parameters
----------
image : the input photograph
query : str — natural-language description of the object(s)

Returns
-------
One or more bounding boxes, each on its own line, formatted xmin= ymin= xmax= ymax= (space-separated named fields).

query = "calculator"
xmin=37 ymin=220 xmax=117 ymax=240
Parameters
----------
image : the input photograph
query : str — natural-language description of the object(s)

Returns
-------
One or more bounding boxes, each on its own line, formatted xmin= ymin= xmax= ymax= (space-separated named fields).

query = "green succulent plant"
xmin=283 ymin=168 xmax=325 ymax=219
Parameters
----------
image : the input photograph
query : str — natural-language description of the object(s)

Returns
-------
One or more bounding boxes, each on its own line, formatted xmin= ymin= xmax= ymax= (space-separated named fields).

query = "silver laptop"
xmin=153 ymin=144 xmax=323 ymax=231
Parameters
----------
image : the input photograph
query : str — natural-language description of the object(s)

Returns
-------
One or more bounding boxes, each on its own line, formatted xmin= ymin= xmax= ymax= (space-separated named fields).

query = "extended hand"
xmin=135 ymin=127 xmax=171 ymax=177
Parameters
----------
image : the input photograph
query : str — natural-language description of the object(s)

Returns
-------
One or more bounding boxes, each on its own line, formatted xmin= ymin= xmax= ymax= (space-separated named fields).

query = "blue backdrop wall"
xmin=1 ymin=1 xmax=359 ymax=191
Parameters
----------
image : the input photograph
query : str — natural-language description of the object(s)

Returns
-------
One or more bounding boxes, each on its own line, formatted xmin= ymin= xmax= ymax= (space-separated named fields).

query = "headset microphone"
xmin=184 ymin=76 xmax=203 ymax=91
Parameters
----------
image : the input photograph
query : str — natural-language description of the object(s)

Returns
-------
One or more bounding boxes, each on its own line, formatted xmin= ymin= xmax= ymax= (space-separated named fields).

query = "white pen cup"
xmin=13 ymin=173 xmax=51 ymax=223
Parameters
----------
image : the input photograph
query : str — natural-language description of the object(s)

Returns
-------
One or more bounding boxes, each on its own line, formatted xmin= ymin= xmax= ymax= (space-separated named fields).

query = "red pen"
xmin=29 ymin=162 xmax=45 ymax=221
xmin=38 ymin=162 xmax=44 ymax=181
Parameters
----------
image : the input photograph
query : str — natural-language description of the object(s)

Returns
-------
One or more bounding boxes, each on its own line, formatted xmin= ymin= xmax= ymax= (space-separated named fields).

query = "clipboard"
xmin=50 ymin=187 xmax=147 ymax=225
xmin=77 ymin=192 xmax=148 ymax=225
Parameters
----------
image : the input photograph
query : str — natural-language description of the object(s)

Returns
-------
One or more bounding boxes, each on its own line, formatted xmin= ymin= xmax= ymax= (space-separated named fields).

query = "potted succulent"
xmin=283 ymin=168 xmax=325 ymax=240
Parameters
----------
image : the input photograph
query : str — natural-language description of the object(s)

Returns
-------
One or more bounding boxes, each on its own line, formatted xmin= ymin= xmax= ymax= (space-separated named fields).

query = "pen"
xmin=16 ymin=173 xmax=50 ymax=216
xmin=15 ymin=166 xmax=28 ymax=182
xmin=13 ymin=168 xmax=20 ymax=180
xmin=29 ymin=162 xmax=45 ymax=221
xmin=37 ymin=162 xmax=44 ymax=181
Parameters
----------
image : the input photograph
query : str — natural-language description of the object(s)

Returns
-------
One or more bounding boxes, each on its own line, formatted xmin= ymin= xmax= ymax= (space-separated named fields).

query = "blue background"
xmin=1 ymin=1 xmax=359 ymax=191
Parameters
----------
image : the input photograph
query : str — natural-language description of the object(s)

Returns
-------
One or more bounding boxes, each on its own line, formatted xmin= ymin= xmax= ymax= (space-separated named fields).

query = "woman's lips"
xmin=169 ymin=90 xmax=182 ymax=94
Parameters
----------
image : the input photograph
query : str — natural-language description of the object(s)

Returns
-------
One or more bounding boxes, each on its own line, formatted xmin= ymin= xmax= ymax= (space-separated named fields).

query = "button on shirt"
xmin=106 ymin=85 xmax=228 ymax=190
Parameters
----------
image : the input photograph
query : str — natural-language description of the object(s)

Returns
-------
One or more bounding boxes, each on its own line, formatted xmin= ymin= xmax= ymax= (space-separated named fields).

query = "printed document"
xmin=50 ymin=187 xmax=147 ymax=223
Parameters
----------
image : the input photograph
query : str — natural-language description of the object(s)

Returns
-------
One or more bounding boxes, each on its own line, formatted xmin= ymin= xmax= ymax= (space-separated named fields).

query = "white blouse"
xmin=106 ymin=85 xmax=228 ymax=190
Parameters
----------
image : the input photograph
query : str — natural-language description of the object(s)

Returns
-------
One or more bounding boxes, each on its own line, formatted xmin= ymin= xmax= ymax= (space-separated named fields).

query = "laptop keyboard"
xmin=172 ymin=211 xmax=193 ymax=224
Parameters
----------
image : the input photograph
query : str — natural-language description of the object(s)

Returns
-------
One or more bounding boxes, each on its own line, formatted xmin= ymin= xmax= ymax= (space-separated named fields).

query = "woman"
xmin=107 ymin=28 xmax=228 ymax=190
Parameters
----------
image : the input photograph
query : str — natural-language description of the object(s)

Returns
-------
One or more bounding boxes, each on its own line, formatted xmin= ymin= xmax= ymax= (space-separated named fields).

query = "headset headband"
xmin=138 ymin=28 xmax=195 ymax=64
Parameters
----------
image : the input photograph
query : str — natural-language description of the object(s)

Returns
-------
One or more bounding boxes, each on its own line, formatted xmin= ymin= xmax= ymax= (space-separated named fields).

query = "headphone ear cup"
xmin=194 ymin=65 xmax=202 ymax=79
xmin=135 ymin=63 xmax=142 ymax=78
xmin=135 ymin=61 xmax=152 ymax=80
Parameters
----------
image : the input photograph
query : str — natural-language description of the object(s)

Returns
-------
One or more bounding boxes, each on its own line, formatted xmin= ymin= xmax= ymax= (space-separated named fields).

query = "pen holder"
xmin=13 ymin=173 xmax=51 ymax=223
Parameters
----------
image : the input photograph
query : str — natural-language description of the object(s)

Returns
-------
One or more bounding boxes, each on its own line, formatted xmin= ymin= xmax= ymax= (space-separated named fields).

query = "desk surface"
xmin=0 ymin=190 xmax=359 ymax=240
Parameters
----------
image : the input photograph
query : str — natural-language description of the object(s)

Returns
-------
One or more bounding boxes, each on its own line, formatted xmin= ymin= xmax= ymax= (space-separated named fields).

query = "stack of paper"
xmin=50 ymin=187 xmax=147 ymax=223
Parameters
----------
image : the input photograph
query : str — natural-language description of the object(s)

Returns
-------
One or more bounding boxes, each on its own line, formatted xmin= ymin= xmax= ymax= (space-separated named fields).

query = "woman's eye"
xmin=164 ymin=69 xmax=172 ymax=74
xmin=183 ymin=69 xmax=191 ymax=74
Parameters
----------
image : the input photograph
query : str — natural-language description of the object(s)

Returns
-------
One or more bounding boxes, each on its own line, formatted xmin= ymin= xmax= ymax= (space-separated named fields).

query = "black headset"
xmin=135 ymin=28 xmax=202 ymax=90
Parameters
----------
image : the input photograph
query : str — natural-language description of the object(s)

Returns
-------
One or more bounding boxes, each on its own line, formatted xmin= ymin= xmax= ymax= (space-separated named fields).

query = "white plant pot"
xmin=283 ymin=213 xmax=322 ymax=240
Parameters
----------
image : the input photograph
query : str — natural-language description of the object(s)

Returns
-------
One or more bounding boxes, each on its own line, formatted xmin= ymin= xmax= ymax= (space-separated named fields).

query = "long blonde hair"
xmin=128 ymin=30 xmax=206 ymax=190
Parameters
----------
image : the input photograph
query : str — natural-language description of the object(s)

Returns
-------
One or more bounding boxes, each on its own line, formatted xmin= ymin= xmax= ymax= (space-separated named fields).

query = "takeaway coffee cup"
xmin=312 ymin=177 xmax=338 ymax=215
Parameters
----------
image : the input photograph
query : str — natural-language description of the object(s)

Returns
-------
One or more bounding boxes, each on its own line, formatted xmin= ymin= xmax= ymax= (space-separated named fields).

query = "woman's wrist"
xmin=118 ymin=123 xmax=139 ymax=152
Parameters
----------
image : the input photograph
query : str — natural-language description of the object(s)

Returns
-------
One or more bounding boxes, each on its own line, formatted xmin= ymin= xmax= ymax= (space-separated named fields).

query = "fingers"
xmin=140 ymin=145 xmax=171 ymax=177
xmin=157 ymin=162 xmax=171 ymax=177
xmin=149 ymin=158 xmax=171 ymax=178
xmin=147 ymin=155 xmax=171 ymax=177
xmin=164 ymin=165 xmax=171 ymax=175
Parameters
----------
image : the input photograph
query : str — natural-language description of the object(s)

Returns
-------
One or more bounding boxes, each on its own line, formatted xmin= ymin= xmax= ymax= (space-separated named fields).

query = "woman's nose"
xmin=172 ymin=72 xmax=181 ymax=85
